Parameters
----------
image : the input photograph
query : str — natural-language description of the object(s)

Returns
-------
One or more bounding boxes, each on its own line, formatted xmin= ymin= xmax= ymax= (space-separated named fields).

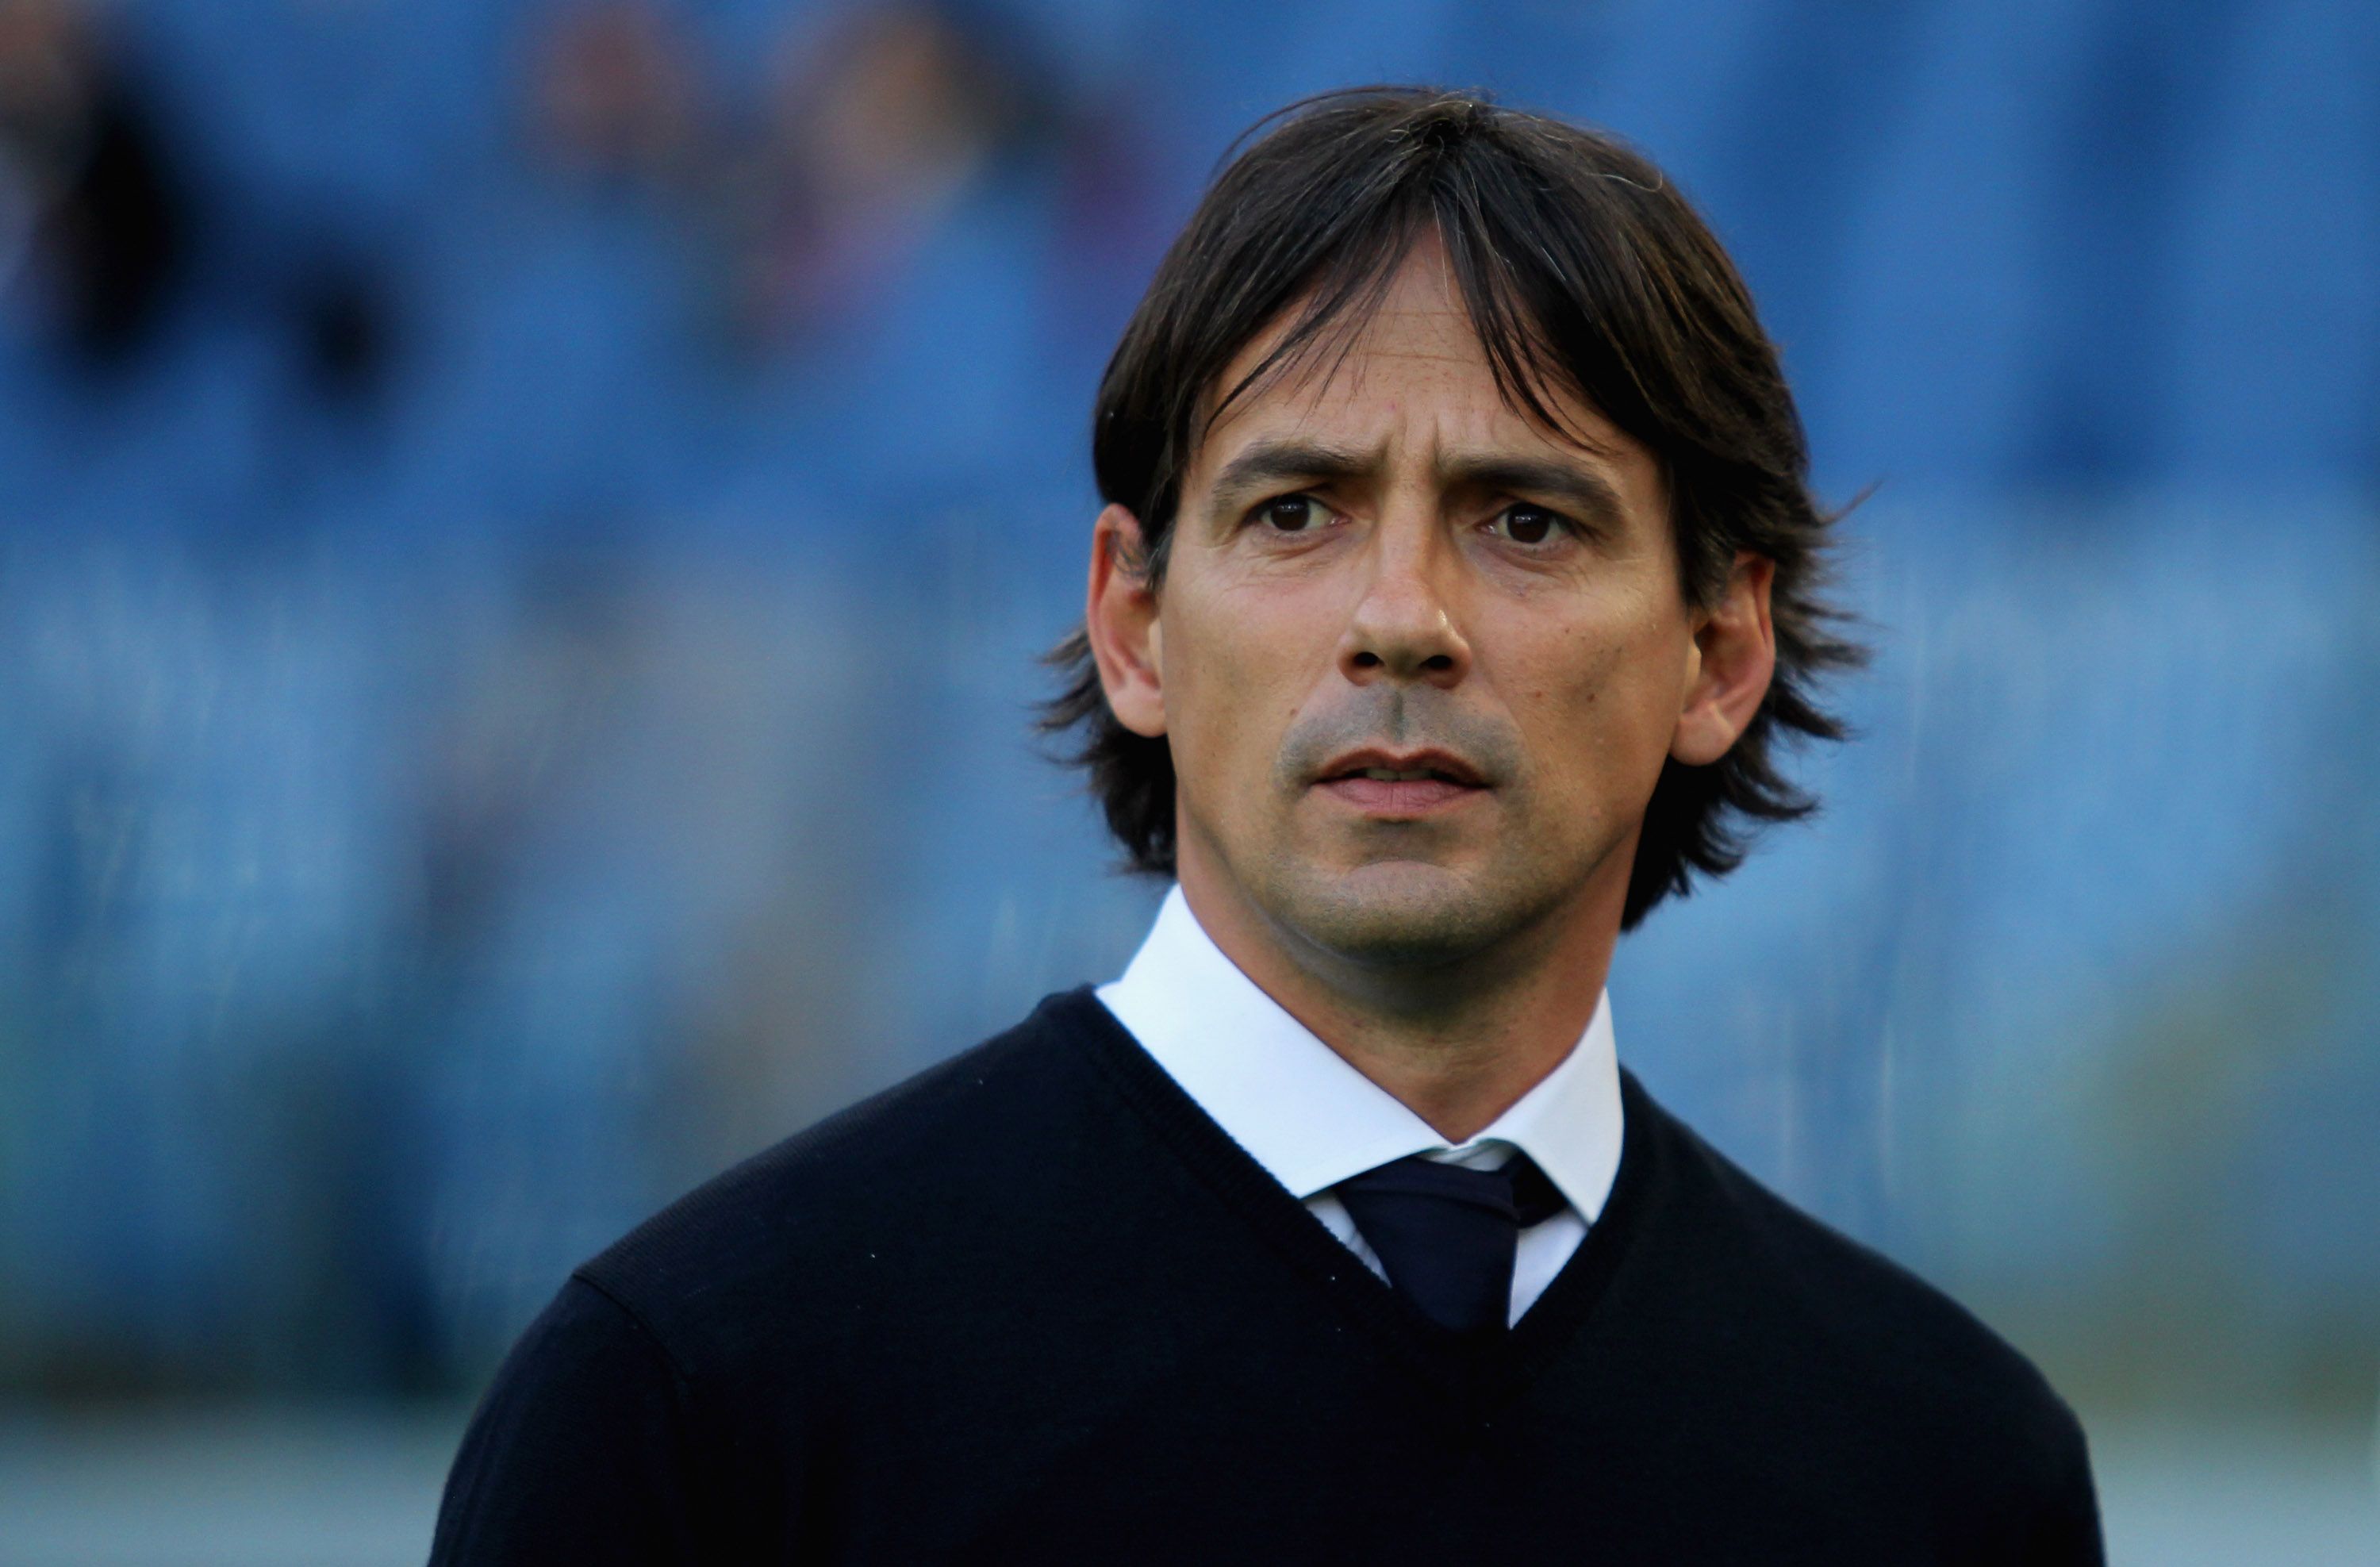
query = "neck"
xmin=1175 ymin=859 xmax=1622 ymax=1143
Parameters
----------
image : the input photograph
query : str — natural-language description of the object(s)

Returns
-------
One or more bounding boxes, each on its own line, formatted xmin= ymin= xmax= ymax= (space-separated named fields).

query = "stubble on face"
xmin=1249 ymin=680 xmax=1557 ymax=976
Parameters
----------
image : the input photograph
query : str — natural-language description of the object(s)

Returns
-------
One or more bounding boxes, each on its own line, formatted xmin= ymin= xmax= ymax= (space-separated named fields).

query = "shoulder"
xmin=573 ymin=988 xmax=1127 ymax=1357
xmin=1619 ymin=1071 xmax=2094 ymax=1504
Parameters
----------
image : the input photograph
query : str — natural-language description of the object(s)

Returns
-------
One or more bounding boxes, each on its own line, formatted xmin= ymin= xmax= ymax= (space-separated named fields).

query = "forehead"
xmin=1191 ymin=238 xmax=1635 ymax=477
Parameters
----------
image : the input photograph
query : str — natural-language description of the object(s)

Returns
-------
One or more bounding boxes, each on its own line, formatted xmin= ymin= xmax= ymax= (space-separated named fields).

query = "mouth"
xmin=1312 ymin=748 xmax=1491 ymax=817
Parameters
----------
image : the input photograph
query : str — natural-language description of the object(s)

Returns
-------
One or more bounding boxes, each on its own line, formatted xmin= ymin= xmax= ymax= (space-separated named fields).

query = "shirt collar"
xmin=1095 ymin=884 xmax=1624 ymax=1222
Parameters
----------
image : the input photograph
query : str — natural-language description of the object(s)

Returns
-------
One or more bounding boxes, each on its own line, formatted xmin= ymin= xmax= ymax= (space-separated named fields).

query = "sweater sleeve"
xmin=428 ymin=1276 xmax=704 ymax=1566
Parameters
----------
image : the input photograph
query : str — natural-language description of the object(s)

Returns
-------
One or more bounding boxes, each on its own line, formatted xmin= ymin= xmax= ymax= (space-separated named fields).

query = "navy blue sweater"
xmin=431 ymin=988 xmax=2102 ymax=1563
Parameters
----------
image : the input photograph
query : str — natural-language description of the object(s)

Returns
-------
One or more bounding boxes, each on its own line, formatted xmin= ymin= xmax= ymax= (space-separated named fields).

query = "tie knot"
xmin=1336 ymin=1150 xmax=1568 ymax=1230
xmin=1333 ymin=1152 xmax=1569 ymax=1334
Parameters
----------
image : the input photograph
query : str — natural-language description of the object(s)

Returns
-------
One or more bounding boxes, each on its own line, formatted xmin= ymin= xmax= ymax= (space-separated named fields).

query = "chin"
xmin=1265 ymin=858 xmax=1519 ymax=971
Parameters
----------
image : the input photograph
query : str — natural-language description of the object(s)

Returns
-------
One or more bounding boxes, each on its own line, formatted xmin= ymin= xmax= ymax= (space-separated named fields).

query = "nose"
xmin=1337 ymin=524 xmax=1471 ymax=689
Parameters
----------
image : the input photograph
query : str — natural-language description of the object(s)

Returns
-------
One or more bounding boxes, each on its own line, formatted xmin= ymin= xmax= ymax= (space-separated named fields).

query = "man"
xmin=432 ymin=89 xmax=2103 ymax=1563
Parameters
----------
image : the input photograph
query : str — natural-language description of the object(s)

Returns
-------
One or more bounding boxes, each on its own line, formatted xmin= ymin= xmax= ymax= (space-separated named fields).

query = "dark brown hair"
xmin=1042 ymin=87 xmax=1863 ymax=930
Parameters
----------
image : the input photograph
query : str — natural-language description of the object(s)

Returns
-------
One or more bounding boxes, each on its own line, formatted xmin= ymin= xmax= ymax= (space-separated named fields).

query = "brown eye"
xmin=1492 ymin=505 xmax=1565 ymax=545
xmin=1258 ymin=495 xmax=1331 ymax=532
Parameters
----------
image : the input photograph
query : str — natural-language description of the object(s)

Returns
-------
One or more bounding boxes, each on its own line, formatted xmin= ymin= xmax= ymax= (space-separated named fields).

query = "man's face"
xmin=1097 ymin=240 xmax=1754 ymax=981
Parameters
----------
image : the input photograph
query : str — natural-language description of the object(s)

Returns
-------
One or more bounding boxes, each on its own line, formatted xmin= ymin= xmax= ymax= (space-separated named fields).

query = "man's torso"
xmin=431 ymin=988 xmax=2101 ymax=1564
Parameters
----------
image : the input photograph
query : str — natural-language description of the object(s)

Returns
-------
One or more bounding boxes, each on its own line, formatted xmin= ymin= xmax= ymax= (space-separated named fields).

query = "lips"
xmin=1313 ymin=747 xmax=1490 ymax=816
xmin=1315 ymin=747 xmax=1488 ymax=788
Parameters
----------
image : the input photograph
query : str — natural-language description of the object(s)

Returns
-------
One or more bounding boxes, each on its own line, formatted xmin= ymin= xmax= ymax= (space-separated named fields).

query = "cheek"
xmin=1164 ymin=594 xmax=1311 ymax=793
xmin=1514 ymin=616 xmax=1684 ymax=798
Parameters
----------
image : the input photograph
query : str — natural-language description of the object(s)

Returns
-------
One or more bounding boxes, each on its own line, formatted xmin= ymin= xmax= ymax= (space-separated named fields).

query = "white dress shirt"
xmin=1096 ymin=884 xmax=1626 ymax=1327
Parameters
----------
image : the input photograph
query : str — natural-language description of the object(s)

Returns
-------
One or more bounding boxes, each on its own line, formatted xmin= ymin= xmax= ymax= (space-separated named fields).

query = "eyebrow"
xmin=1434 ymin=455 xmax=1627 ymax=530
xmin=1203 ymin=439 xmax=1628 ymax=529
xmin=1206 ymin=440 xmax=1375 ymax=517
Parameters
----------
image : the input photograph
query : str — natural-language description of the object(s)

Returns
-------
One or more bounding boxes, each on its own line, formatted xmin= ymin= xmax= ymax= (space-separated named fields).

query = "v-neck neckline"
xmin=1054 ymin=987 xmax=1659 ymax=1408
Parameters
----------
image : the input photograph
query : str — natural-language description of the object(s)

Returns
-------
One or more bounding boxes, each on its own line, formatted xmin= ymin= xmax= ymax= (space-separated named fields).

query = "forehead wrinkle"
xmin=1215 ymin=267 xmax=1476 ymax=430
xmin=1193 ymin=259 xmax=1625 ymax=502
xmin=1265 ymin=333 xmax=1504 ymax=428
xmin=1204 ymin=351 xmax=1590 ymax=502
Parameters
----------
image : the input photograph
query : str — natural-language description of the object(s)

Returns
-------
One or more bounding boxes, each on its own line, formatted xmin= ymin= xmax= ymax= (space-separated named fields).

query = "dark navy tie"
xmin=1334 ymin=1152 xmax=1568 ymax=1335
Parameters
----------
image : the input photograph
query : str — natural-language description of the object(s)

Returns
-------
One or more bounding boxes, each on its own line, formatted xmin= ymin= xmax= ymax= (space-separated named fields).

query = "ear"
xmin=1671 ymin=551 xmax=1776 ymax=766
xmin=1085 ymin=503 xmax=1167 ymax=739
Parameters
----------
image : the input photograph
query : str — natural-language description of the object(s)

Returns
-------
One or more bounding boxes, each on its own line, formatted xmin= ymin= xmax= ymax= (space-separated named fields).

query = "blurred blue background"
xmin=0 ymin=1 xmax=2374 ymax=1561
